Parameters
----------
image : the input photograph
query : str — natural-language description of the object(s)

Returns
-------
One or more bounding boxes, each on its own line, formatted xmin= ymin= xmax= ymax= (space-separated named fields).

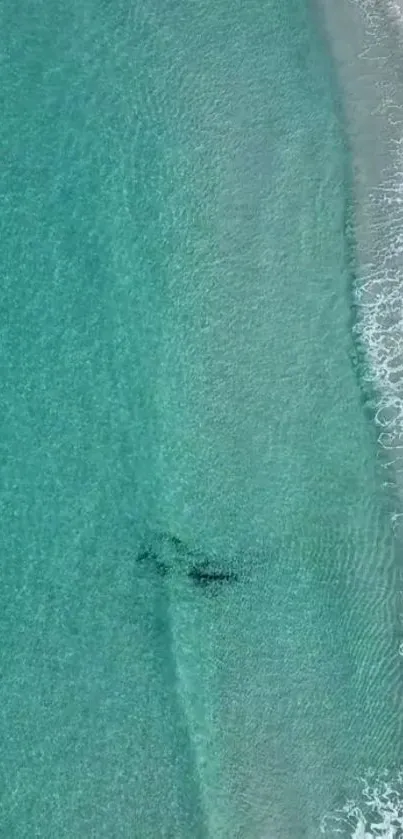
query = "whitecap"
xmin=320 ymin=771 xmax=403 ymax=838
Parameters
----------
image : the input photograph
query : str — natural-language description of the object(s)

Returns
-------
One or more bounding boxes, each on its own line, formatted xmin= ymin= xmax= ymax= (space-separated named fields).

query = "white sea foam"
xmin=341 ymin=0 xmax=403 ymax=524
xmin=354 ymin=171 xmax=403 ymax=488
xmin=315 ymin=0 xmax=403 ymax=511
xmin=314 ymin=4 xmax=403 ymax=837
xmin=320 ymin=771 xmax=403 ymax=837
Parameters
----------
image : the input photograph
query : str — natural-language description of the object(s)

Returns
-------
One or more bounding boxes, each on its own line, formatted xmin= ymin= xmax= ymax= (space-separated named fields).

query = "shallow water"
xmin=0 ymin=0 xmax=401 ymax=836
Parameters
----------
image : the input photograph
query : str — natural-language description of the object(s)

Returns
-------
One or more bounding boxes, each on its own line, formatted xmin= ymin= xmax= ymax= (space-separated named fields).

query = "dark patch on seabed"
xmin=136 ymin=531 xmax=239 ymax=590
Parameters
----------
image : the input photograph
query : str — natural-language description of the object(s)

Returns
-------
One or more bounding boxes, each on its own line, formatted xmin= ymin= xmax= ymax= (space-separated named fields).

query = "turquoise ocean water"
xmin=0 ymin=0 xmax=401 ymax=836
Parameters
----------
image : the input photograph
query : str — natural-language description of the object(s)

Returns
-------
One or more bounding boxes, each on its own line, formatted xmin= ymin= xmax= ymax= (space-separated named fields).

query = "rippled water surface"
xmin=0 ymin=0 xmax=401 ymax=836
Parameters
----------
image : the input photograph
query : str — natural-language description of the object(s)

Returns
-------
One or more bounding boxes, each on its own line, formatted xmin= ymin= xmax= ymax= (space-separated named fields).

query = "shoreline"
xmin=316 ymin=0 xmax=403 ymax=524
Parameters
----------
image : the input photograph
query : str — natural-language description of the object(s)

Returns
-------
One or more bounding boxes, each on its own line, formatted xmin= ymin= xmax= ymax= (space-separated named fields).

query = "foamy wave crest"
xmin=354 ymin=169 xmax=403 ymax=513
xmin=320 ymin=770 xmax=403 ymax=837
xmin=348 ymin=1 xmax=403 ymax=529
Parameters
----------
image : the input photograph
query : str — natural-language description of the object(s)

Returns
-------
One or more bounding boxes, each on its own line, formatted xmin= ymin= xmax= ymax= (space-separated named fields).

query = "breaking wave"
xmin=316 ymin=4 xmax=403 ymax=836
xmin=351 ymin=0 xmax=403 ymax=529
xmin=320 ymin=770 xmax=403 ymax=838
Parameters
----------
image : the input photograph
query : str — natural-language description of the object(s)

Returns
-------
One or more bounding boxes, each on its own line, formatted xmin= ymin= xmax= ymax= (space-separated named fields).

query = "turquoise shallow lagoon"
xmin=0 ymin=0 xmax=402 ymax=837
